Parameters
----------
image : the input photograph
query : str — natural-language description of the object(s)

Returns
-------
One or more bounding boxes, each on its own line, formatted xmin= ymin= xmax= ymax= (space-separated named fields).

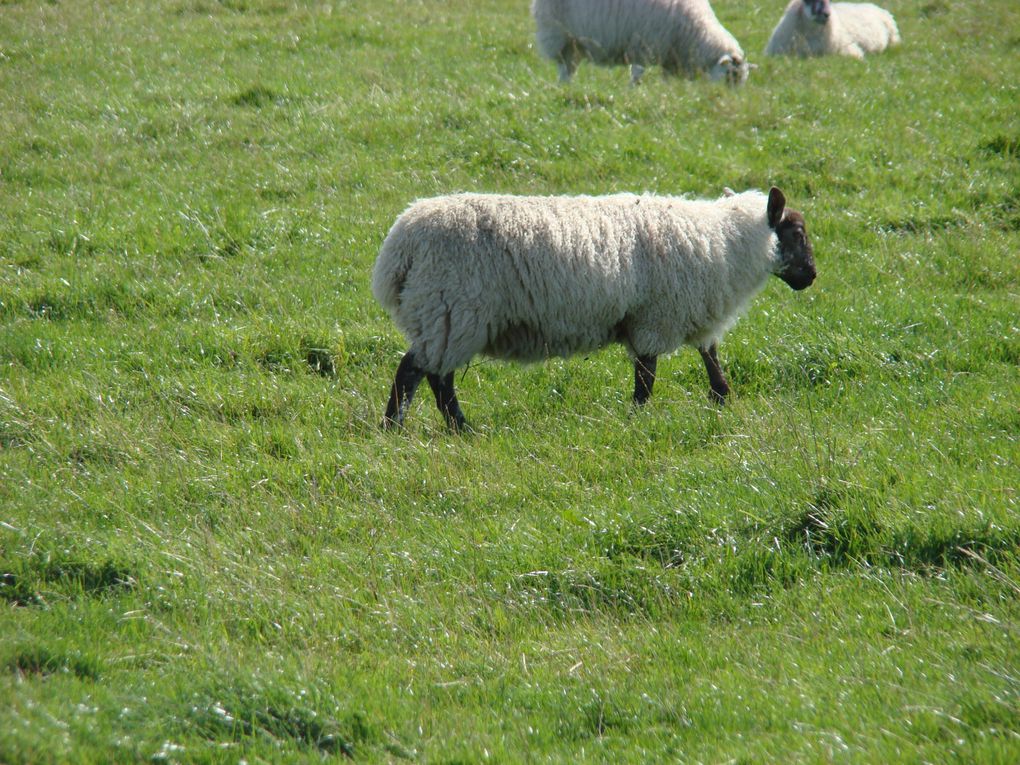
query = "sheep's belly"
xmin=483 ymin=321 xmax=618 ymax=363
xmin=578 ymin=42 xmax=631 ymax=66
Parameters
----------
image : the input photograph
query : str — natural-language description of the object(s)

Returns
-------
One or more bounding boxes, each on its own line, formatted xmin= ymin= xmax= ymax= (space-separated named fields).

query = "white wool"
xmin=765 ymin=1 xmax=900 ymax=59
xmin=531 ymin=0 xmax=750 ymax=84
xmin=372 ymin=191 xmax=782 ymax=376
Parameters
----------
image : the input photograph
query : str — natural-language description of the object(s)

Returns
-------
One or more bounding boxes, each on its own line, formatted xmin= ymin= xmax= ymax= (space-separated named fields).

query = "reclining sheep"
xmin=372 ymin=187 xmax=816 ymax=430
xmin=765 ymin=0 xmax=900 ymax=59
xmin=531 ymin=0 xmax=752 ymax=85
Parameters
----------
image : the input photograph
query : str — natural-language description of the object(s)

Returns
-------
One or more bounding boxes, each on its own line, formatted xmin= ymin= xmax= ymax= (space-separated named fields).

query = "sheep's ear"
xmin=723 ymin=187 xmax=736 ymax=197
xmin=767 ymin=186 xmax=786 ymax=229
xmin=717 ymin=54 xmax=733 ymax=67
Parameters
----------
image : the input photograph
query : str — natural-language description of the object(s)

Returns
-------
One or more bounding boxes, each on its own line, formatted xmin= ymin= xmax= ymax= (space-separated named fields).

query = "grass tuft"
xmin=232 ymin=85 xmax=282 ymax=109
xmin=980 ymin=134 xmax=1020 ymax=158
xmin=4 ymin=646 xmax=101 ymax=681
xmin=0 ymin=553 xmax=137 ymax=605
xmin=186 ymin=678 xmax=374 ymax=757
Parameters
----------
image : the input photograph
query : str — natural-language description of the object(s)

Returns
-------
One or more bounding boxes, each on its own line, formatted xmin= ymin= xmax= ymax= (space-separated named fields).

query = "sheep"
xmin=531 ymin=0 xmax=752 ymax=86
xmin=372 ymin=187 xmax=816 ymax=430
xmin=765 ymin=0 xmax=900 ymax=59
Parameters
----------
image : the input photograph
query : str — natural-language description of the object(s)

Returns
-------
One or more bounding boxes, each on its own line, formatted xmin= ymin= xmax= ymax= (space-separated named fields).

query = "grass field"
xmin=1 ymin=0 xmax=1018 ymax=761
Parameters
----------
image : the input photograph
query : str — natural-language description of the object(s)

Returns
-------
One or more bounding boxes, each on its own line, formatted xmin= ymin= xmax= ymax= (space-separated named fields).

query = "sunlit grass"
xmin=1 ymin=0 xmax=1018 ymax=762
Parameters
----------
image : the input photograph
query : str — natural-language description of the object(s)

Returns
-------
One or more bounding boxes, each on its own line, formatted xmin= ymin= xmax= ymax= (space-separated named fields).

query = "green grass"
xmin=1 ymin=0 xmax=1018 ymax=761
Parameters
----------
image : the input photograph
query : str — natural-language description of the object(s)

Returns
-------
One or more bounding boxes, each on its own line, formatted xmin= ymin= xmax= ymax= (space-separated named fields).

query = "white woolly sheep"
xmin=372 ymin=187 xmax=816 ymax=430
xmin=531 ymin=0 xmax=752 ymax=85
xmin=765 ymin=0 xmax=900 ymax=59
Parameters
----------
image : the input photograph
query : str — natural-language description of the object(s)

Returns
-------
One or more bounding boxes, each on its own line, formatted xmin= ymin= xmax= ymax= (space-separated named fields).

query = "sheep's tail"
xmin=371 ymin=217 xmax=414 ymax=315
xmin=887 ymin=15 xmax=901 ymax=46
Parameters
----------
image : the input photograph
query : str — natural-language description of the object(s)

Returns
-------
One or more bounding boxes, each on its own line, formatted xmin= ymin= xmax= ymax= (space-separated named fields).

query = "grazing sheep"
xmin=531 ymin=0 xmax=752 ymax=85
xmin=372 ymin=187 xmax=816 ymax=430
xmin=765 ymin=0 xmax=900 ymax=59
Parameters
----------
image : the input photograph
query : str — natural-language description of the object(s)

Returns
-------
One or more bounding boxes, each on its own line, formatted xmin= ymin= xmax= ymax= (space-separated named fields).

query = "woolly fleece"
xmin=372 ymin=191 xmax=783 ymax=376
xmin=532 ymin=0 xmax=748 ymax=82
xmin=765 ymin=1 xmax=900 ymax=58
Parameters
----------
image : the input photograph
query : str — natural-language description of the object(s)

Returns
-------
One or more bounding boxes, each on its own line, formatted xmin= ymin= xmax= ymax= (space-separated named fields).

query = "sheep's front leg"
xmin=427 ymin=372 xmax=468 ymax=432
xmin=555 ymin=48 xmax=578 ymax=83
xmin=633 ymin=355 xmax=657 ymax=405
xmin=557 ymin=60 xmax=576 ymax=83
xmin=383 ymin=351 xmax=426 ymax=429
xmin=698 ymin=344 xmax=730 ymax=405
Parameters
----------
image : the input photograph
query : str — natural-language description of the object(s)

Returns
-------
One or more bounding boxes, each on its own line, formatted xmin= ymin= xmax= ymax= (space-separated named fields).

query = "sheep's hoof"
xmin=708 ymin=388 xmax=728 ymax=406
xmin=448 ymin=418 xmax=472 ymax=434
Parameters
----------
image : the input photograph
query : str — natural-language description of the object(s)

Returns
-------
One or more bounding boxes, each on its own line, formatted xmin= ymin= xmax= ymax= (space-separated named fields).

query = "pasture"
xmin=0 ymin=0 xmax=1017 ymax=761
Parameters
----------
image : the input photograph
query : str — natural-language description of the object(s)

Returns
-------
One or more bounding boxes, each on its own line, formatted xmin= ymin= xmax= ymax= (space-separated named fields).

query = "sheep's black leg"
xmin=698 ymin=344 xmax=730 ymax=405
xmin=633 ymin=355 xmax=657 ymax=405
xmin=427 ymin=372 xmax=468 ymax=432
xmin=383 ymin=351 xmax=426 ymax=429
xmin=555 ymin=49 xmax=577 ymax=83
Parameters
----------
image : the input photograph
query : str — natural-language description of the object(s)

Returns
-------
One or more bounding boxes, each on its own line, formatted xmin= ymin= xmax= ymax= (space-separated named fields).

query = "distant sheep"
xmin=372 ymin=187 xmax=816 ymax=430
xmin=531 ymin=0 xmax=752 ymax=85
xmin=765 ymin=0 xmax=900 ymax=59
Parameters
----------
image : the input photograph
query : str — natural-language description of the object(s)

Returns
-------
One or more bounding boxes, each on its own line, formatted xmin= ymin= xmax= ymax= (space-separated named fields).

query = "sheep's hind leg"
xmin=633 ymin=355 xmax=657 ymax=405
xmin=427 ymin=372 xmax=468 ymax=432
xmin=552 ymin=39 xmax=580 ymax=83
xmin=557 ymin=55 xmax=577 ymax=83
xmin=382 ymin=351 xmax=426 ymax=429
xmin=698 ymin=344 xmax=730 ymax=405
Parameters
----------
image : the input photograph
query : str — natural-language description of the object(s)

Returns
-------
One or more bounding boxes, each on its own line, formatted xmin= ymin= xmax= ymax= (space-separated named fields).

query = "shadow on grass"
xmin=0 ymin=555 xmax=137 ymax=606
xmin=575 ymin=486 xmax=1020 ymax=604
xmin=3 ymin=645 xmax=101 ymax=681
xmin=186 ymin=678 xmax=382 ymax=758
xmin=728 ymin=499 xmax=1020 ymax=594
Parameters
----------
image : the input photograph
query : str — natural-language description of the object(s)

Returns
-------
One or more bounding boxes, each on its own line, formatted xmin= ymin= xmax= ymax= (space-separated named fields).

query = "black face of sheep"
xmin=805 ymin=0 xmax=833 ymax=24
xmin=767 ymin=187 xmax=816 ymax=291
xmin=713 ymin=54 xmax=752 ymax=88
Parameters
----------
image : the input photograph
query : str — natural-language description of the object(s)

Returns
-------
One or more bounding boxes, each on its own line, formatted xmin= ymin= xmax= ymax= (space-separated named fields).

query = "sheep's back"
xmin=835 ymin=3 xmax=899 ymax=50
xmin=541 ymin=0 xmax=679 ymax=63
